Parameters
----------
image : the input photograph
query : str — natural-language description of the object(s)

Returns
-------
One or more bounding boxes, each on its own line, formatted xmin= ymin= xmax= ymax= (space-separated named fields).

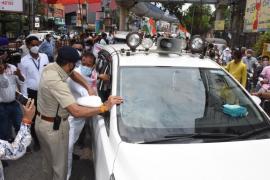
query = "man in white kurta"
xmin=67 ymin=52 xmax=97 ymax=180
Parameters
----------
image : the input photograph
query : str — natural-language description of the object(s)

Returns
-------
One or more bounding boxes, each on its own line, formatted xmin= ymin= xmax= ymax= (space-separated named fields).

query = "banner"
xmin=244 ymin=0 xmax=270 ymax=32
xmin=0 ymin=0 xmax=23 ymax=12
xmin=214 ymin=20 xmax=225 ymax=31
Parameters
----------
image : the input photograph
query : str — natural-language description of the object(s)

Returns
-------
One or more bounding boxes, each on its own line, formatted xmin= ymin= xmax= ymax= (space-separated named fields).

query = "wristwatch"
xmin=99 ymin=104 xmax=109 ymax=113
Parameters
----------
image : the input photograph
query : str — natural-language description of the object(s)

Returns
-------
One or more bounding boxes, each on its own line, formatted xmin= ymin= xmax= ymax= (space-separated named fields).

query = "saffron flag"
xmin=179 ymin=24 xmax=188 ymax=33
xmin=149 ymin=18 xmax=157 ymax=35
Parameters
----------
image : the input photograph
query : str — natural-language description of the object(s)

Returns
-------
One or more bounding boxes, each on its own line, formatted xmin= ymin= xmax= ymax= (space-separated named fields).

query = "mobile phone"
xmin=15 ymin=91 xmax=28 ymax=106
xmin=53 ymin=115 xmax=61 ymax=130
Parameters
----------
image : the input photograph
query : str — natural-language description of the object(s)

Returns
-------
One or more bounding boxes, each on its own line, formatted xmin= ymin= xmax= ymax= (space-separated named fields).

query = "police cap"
xmin=58 ymin=46 xmax=80 ymax=64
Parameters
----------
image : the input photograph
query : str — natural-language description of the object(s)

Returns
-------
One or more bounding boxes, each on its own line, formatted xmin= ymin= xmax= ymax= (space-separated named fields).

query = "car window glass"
xmin=117 ymin=67 xmax=268 ymax=143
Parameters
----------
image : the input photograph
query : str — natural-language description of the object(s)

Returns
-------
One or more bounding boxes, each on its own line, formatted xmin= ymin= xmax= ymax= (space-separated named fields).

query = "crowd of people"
xmin=1 ymin=29 xmax=270 ymax=179
xmin=206 ymin=43 xmax=270 ymax=114
xmin=206 ymin=44 xmax=270 ymax=94
xmin=0 ymin=30 xmax=123 ymax=180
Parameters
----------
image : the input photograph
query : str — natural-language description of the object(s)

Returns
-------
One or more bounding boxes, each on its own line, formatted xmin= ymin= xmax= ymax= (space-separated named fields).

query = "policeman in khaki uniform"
xmin=35 ymin=46 xmax=123 ymax=180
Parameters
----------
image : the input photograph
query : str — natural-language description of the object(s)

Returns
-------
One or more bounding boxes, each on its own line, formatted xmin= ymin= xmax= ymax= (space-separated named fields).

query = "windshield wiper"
xmin=230 ymin=126 xmax=270 ymax=139
xmin=138 ymin=133 xmax=238 ymax=144
xmin=205 ymin=126 xmax=270 ymax=142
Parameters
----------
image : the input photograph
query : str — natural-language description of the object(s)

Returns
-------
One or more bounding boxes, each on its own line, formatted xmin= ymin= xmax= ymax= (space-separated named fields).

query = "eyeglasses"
xmin=76 ymin=48 xmax=83 ymax=52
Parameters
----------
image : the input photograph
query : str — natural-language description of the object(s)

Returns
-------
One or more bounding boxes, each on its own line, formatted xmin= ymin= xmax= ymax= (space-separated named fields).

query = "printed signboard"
xmin=0 ymin=0 xmax=23 ymax=12
xmin=244 ymin=0 xmax=270 ymax=32
xmin=214 ymin=20 xmax=225 ymax=31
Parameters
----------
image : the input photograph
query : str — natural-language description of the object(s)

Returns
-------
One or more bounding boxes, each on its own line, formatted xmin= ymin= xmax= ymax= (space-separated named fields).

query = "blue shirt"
xmin=0 ymin=37 xmax=8 ymax=46
xmin=39 ymin=40 xmax=54 ymax=58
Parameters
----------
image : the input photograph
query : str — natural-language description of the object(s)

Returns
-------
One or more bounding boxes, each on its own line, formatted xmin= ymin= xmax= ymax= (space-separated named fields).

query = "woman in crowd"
xmin=0 ymin=99 xmax=35 ymax=180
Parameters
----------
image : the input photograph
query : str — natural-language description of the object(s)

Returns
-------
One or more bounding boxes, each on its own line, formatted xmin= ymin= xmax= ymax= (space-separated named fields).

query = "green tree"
xmin=254 ymin=32 xmax=270 ymax=56
xmin=159 ymin=2 xmax=184 ymax=23
xmin=182 ymin=4 xmax=214 ymax=35
xmin=158 ymin=3 xmax=214 ymax=35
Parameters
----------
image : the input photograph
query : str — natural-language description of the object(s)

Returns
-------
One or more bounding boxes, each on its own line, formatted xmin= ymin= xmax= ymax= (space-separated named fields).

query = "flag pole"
xmin=78 ymin=0 xmax=83 ymax=32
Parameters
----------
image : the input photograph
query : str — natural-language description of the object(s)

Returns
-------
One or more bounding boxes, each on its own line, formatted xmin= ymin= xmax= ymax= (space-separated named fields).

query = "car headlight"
xmin=126 ymin=32 xmax=142 ymax=51
xmin=190 ymin=35 xmax=205 ymax=53
xmin=141 ymin=38 xmax=154 ymax=50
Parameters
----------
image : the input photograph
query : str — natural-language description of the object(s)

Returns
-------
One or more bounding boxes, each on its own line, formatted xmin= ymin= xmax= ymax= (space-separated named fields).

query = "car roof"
xmin=118 ymin=53 xmax=221 ymax=68
xmin=103 ymin=44 xmax=221 ymax=69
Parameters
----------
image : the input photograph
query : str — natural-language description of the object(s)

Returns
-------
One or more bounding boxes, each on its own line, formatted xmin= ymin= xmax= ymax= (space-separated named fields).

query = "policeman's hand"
xmin=104 ymin=96 xmax=123 ymax=110
xmin=22 ymin=99 xmax=36 ymax=124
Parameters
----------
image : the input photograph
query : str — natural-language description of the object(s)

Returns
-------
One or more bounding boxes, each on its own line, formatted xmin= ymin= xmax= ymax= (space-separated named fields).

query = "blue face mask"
xmin=80 ymin=65 xmax=92 ymax=76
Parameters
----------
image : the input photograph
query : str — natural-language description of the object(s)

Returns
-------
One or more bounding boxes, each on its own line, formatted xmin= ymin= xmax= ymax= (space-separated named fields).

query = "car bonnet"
xmin=112 ymin=138 xmax=270 ymax=180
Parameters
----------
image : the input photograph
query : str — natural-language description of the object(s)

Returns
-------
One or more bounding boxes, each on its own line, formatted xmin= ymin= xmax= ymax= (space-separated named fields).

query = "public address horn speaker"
xmin=157 ymin=37 xmax=186 ymax=52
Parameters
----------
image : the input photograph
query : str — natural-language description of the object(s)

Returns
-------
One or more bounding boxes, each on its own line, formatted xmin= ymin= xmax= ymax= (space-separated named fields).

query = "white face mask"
xmin=30 ymin=46 xmax=39 ymax=54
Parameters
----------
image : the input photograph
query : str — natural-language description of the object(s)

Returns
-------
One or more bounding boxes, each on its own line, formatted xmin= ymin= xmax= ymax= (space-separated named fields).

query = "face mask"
xmin=30 ymin=46 xmax=39 ymax=54
xmin=80 ymin=65 xmax=92 ymax=76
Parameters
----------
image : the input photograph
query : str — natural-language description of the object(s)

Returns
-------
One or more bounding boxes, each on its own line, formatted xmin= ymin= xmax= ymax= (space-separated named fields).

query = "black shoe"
xmin=72 ymin=153 xmax=80 ymax=160
xmin=2 ymin=161 xmax=8 ymax=168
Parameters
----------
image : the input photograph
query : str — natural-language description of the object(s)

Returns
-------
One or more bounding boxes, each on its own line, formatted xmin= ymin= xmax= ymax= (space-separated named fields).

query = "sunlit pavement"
xmin=4 ymin=128 xmax=94 ymax=180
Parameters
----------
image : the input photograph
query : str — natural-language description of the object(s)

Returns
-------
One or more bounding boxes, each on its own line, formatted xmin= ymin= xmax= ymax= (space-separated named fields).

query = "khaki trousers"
xmin=35 ymin=116 xmax=69 ymax=180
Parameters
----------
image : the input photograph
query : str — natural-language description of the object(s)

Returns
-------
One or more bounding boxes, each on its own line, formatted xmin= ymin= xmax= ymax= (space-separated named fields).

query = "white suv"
xmin=91 ymin=33 xmax=270 ymax=180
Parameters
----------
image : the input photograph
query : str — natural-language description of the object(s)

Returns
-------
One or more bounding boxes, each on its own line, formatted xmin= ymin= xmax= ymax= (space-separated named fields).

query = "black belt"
xmin=0 ymin=101 xmax=16 ymax=105
xmin=27 ymin=88 xmax=38 ymax=92
xmin=37 ymin=111 xmax=67 ymax=122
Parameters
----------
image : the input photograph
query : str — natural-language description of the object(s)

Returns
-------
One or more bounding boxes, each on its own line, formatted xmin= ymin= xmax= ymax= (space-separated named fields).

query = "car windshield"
xmin=117 ymin=67 xmax=270 ymax=143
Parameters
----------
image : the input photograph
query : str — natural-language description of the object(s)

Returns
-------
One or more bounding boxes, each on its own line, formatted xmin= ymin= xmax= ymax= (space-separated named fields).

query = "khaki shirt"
xmin=37 ymin=63 xmax=75 ymax=118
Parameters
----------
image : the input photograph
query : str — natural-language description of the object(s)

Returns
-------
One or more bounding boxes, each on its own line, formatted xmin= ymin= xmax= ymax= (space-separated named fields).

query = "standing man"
xmin=0 ymin=51 xmax=24 ymax=141
xmin=107 ymin=30 xmax=114 ymax=44
xmin=225 ymin=49 xmax=247 ymax=88
xmin=35 ymin=46 xmax=122 ymax=180
xmin=221 ymin=47 xmax=232 ymax=65
xmin=39 ymin=34 xmax=55 ymax=63
xmin=18 ymin=35 xmax=49 ymax=151
xmin=242 ymin=49 xmax=258 ymax=73
xmin=99 ymin=32 xmax=108 ymax=45
xmin=67 ymin=52 xmax=97 ymax=179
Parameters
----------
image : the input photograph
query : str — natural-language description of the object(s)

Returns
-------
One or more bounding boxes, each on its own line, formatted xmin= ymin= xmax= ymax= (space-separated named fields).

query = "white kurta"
xmin=67 ymin=67 xmax=95 ymax=180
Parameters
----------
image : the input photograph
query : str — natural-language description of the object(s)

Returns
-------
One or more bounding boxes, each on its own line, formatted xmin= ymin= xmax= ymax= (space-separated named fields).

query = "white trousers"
xmin=67 ymin=116 xmax=85 ymax=180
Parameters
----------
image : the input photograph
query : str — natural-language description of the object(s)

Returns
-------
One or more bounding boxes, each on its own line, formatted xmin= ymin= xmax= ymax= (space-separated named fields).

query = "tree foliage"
xmin=159 ymin=3 xmax=214 ymax=36
xmin=159 ymin=2 xmax=184 ymax=23
xmin=182 ymin=4 xmax=214 ymax=35
xmin=254 ymin=32 xmax=270 ymax=56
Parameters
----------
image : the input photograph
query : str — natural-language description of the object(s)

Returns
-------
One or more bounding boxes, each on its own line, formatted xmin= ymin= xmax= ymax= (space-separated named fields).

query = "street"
xmin=4 ymin=128 xmax=95 ymax=180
